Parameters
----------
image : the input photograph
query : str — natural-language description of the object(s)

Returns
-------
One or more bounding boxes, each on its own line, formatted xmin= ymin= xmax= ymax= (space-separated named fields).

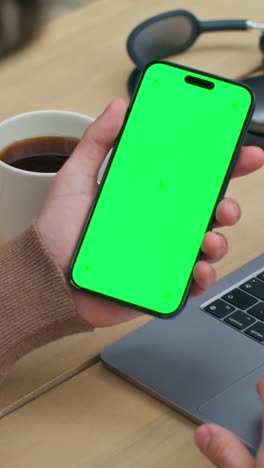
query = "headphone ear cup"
xmin=244 ymin=130 xmax=264 ymax=148
xmin=241 ymin=74 xmax=264 ymax=148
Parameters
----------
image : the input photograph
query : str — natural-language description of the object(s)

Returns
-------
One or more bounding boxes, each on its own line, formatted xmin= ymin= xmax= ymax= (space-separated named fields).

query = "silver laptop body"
xmin=101 ymin=254 xmax=264 ymax=452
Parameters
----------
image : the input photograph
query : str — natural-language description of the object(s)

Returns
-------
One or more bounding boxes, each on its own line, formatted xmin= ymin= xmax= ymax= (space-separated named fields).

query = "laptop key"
xmin=245 ymin=322 xmax=264 ymax=342
xmin=257 ymin=272 xmax=264 ymax=282
xmin=240 ymin=278 xmax=264 ymax=301
xmin=247 ymin=302 xmax=264 ymax=321
xmin=204 ymin=300 xmax=235 ymax=318
xmin=224 ymin=311 xmax=256 ymax=330
xmin=222 ymin=288 xmax=258 ymax=309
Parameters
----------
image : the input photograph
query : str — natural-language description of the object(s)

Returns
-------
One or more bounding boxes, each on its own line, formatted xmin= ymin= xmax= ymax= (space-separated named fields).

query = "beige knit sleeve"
xmin=0 ymin=223 xmax=92 ymax=382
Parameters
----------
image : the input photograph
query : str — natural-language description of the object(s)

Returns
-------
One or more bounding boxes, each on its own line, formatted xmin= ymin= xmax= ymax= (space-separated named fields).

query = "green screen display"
xmin=71 ymin=62 xmax=253 ymax=316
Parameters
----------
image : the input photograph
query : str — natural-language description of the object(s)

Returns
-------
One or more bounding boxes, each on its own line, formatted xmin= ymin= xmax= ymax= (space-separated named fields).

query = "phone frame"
xmin=69 ymin=60 xmax=255 ymax=319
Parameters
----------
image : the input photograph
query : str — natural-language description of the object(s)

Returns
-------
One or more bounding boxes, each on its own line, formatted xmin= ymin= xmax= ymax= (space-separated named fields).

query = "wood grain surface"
xmin=0 ymin=363 xmax=212 ymax=468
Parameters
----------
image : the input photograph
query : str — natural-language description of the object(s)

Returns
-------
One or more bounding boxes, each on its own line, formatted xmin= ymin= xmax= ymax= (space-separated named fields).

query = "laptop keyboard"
xmin=201 ymin=269 xmax=264 ymax=343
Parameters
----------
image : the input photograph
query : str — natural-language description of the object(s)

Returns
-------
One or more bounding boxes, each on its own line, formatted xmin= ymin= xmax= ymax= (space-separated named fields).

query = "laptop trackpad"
xmin=198 ymin=364 xmax=264 ymax=449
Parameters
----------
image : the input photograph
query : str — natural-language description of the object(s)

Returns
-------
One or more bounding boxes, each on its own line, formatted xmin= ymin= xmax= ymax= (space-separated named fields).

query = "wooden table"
xmin=0 ymin=0 xmax=263 ymax=465
xmin=0 ymin=363 xmax=212 ymax=468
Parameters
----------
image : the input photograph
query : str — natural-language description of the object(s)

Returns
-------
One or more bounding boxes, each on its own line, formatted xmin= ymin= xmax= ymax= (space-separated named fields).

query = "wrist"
xmin=36 ymin=213 xmax=71 ymax=276
xmin=0 ymin=223 xmax=92 ymax=380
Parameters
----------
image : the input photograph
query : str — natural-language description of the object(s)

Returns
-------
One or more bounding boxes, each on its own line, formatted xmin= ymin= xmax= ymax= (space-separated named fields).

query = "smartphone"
xmin=69 ymin=61 xmax=254 ymax=319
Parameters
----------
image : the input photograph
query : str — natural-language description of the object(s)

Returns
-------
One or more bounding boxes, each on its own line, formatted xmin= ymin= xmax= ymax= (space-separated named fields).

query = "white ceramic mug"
xmin=0 ymin=110 xmax=94 ymax=240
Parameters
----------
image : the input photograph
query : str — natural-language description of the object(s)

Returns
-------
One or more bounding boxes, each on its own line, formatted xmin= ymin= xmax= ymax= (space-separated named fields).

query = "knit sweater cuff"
xmin=0 ymin=223 xmax=92 ymax=381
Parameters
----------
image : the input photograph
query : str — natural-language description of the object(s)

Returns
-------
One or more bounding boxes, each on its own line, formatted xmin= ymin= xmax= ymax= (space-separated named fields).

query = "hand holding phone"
xmin=69 ymin=61 xmax=254 ymax=318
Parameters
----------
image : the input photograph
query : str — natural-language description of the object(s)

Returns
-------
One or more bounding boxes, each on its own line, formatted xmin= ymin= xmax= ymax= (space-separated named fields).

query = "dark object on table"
xmin=0 ymin=0 xmax=45 ymax=58
xmin=242 ymin=75 xmax=264 ymax=148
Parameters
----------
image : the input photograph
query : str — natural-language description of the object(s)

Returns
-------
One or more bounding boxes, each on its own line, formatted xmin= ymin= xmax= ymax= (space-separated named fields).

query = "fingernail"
xmin=196 ymin=426 xmax=211 ymax=452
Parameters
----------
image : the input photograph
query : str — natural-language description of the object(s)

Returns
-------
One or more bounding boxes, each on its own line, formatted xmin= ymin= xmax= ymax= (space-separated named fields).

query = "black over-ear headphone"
xmin=127 ymin=11 xmax=264 ymax=147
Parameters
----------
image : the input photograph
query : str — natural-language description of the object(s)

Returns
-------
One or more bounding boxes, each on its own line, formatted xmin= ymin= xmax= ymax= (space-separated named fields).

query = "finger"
xmin=215 ymin=198 xmax=241 ymax=227
xmin=202 ymin=232 xmax=228 ymax=263
xmin=191 ymin=261 xmax=216 ymax=297
xmin=64 ymin=97 xmax=127 ymax=186
xmin=232 ymin=146 xmax=264 ymax=179
xmin=256 ymin=379 xmax=264 ymax=448
xmin=195 ymin=424 xmax=255 ymax=468
xmin=256 ymin=378 xmax=264 ymax=405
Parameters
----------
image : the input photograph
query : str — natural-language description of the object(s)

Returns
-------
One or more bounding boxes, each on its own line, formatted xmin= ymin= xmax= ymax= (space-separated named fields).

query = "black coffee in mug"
xmin=0 ymin=136 xmax=79 ymax=173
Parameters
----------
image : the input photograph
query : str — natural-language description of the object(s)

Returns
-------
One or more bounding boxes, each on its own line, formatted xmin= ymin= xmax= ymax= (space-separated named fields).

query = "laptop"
xmin=101 ymin=254 xmax=264 ymax=453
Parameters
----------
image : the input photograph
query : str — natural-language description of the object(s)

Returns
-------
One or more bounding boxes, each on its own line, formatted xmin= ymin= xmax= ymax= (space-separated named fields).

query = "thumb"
xmin=195 ymin=424 xmax=255 ymax=468
xmin=256 ymin=378 xmax=264 ymax=406
xmin=256 ymin=378 xmax=264 ymax=445
xmin=68 ymin=98 xmax=126 ymax=184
